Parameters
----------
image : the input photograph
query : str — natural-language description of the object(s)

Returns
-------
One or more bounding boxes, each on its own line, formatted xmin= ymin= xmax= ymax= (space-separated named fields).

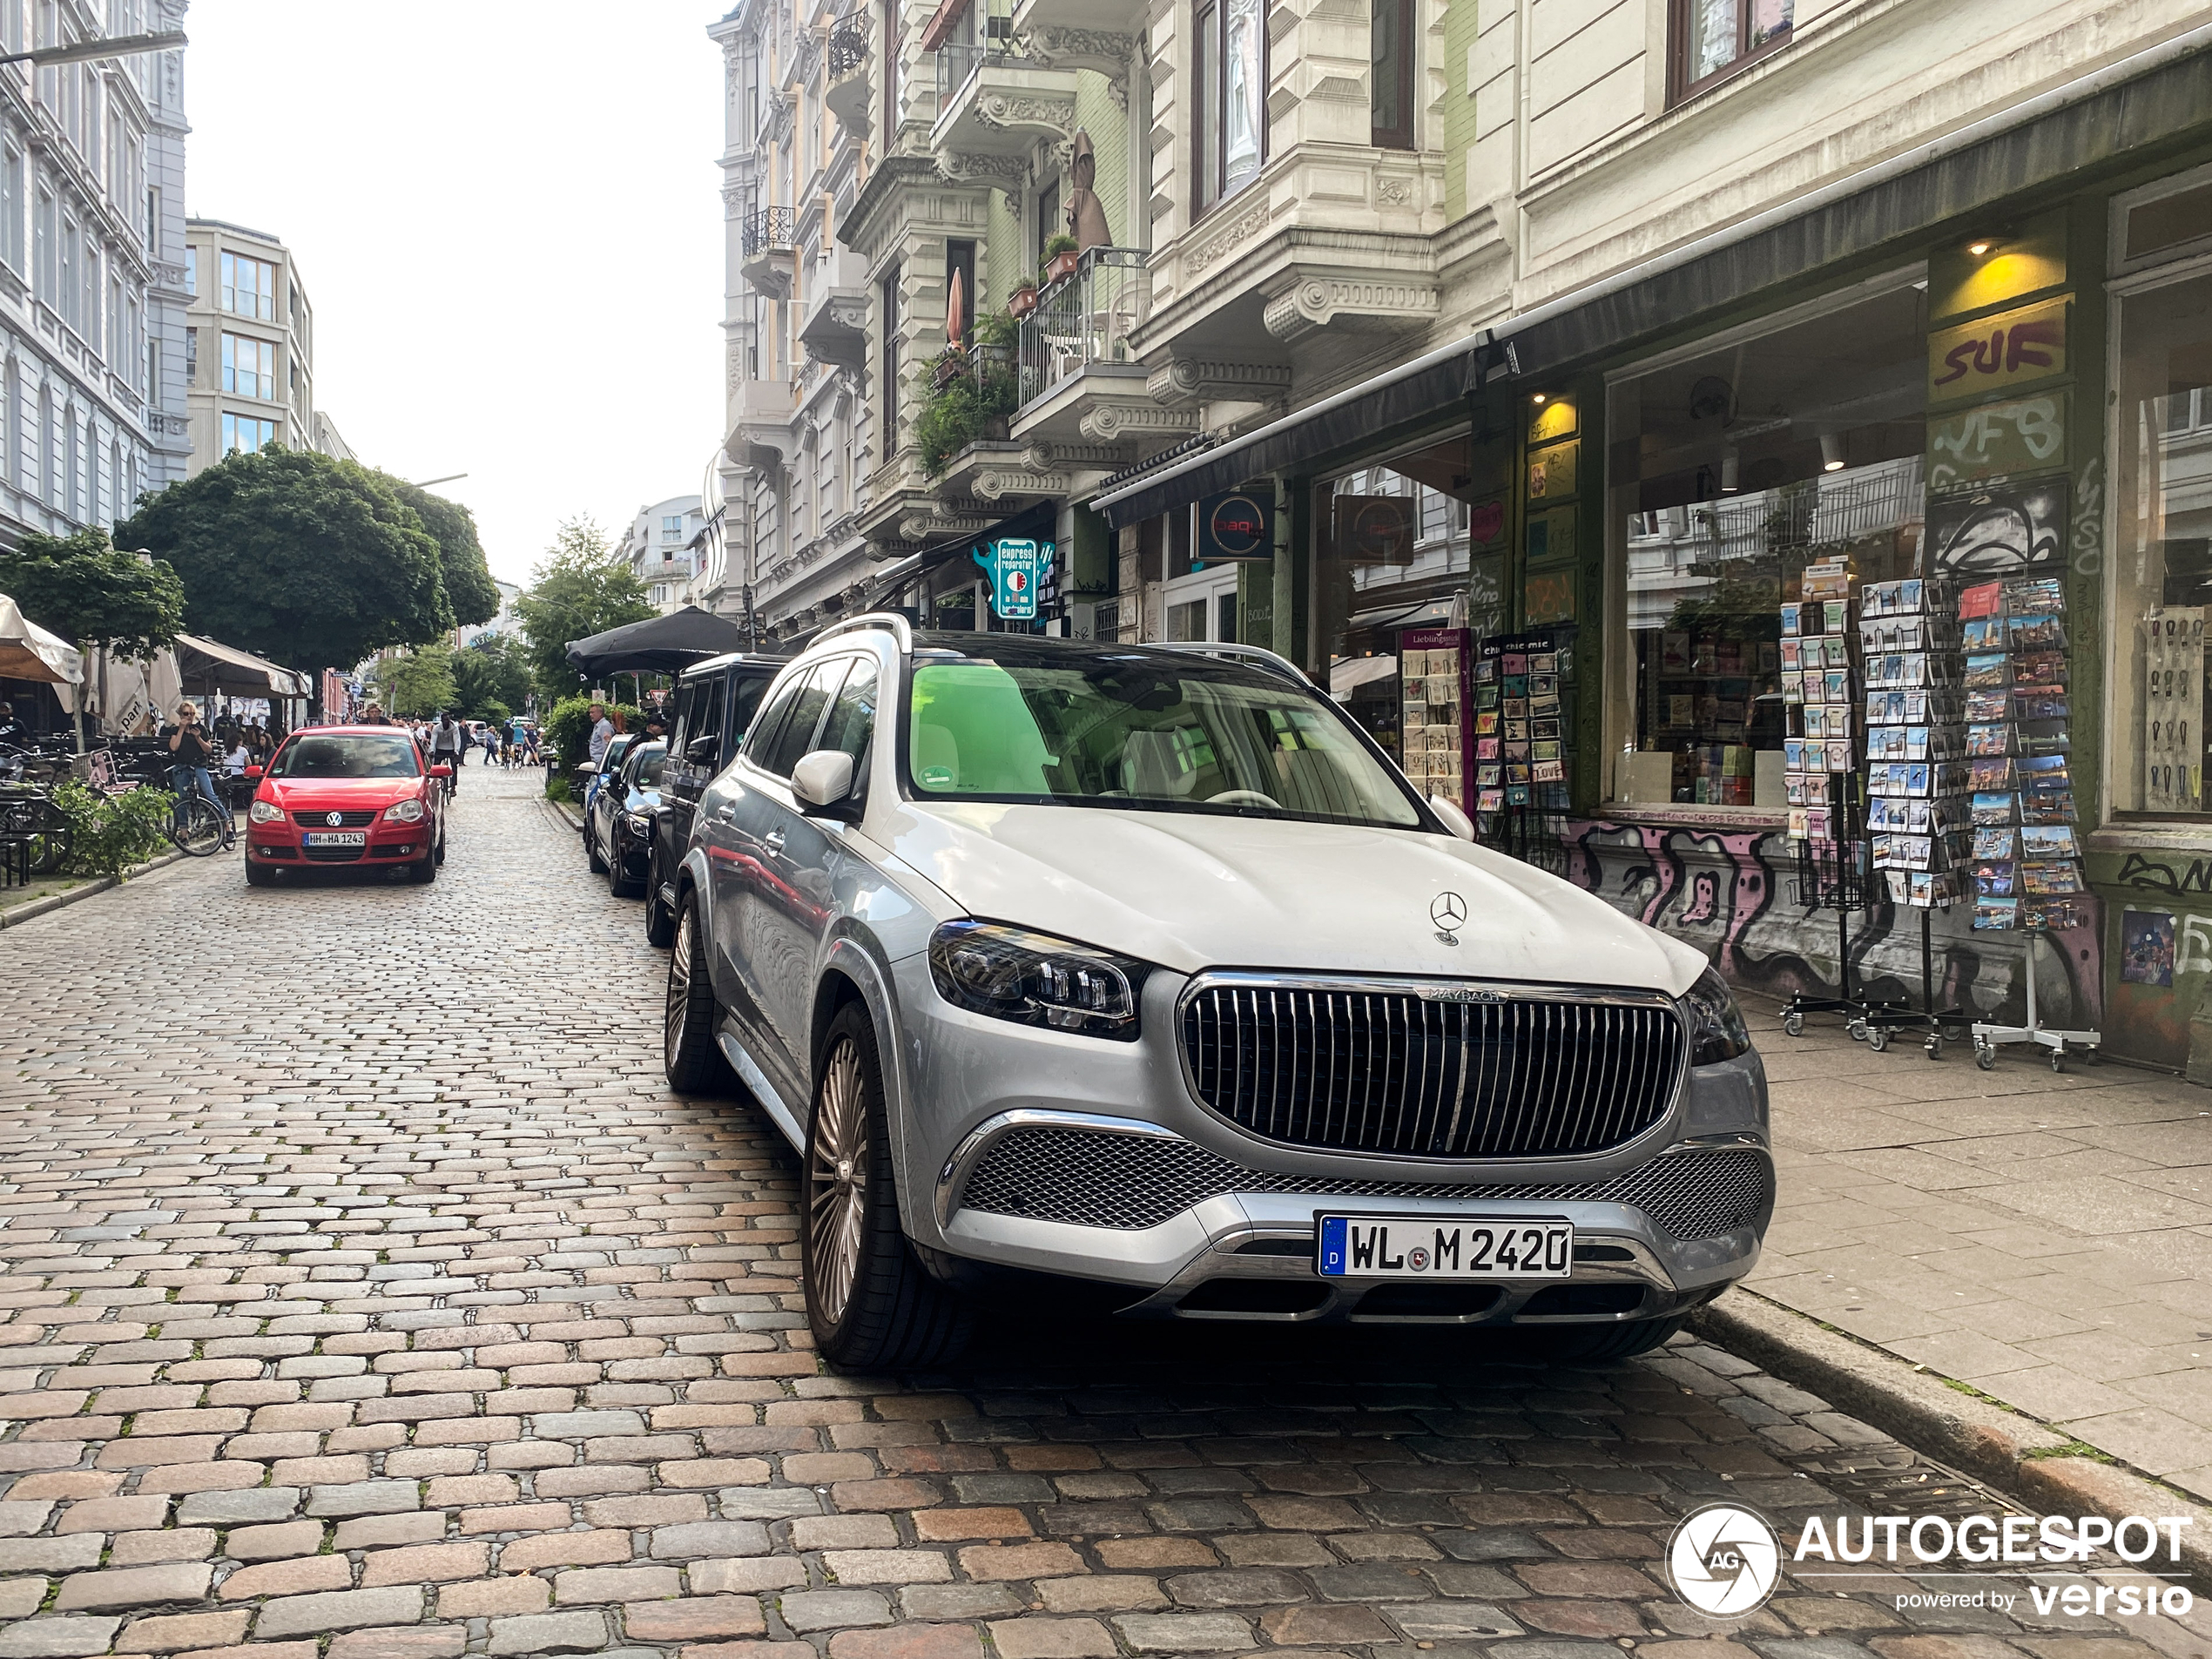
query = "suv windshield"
xmin=906 ymin=645 xmax=1424 ymax=828
xmin=272 ymin=735 xmax=422 ymax=779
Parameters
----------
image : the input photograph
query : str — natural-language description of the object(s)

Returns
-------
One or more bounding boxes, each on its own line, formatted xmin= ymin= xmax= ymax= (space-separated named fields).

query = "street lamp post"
xmin=0 ymin=30 xmax=187 ymax=68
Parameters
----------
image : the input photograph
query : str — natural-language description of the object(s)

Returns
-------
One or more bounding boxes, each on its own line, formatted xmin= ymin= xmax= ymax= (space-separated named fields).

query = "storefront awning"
xmin=173 ymin=633 xmax=311 ymax=698
xmin=0 ymin=592 xmax=82 ymax=685
xmin=1093 ymin=23 xmax=2212 ymax=529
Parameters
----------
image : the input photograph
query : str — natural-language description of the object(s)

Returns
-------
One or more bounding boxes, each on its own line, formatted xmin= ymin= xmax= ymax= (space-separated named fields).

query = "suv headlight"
xmin=1682 ymin=963 xmax=1752 ymax=1066
xmin=248 ymin=799 xmax=283 ymax=824
xmin=929 ymin=920 xmax=1150 ymax=1041
xmin=383 ymin=799 xmax=425 ymax=823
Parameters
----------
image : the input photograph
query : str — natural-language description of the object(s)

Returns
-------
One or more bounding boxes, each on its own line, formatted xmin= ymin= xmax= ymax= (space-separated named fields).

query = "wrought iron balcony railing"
xmin=828 ymin=18 xmax=868 ymax=77
xmin=742 ymin=206 xmax=795 ymax=259
xmin=1017 ymin=246 xmax=1149 ymax=408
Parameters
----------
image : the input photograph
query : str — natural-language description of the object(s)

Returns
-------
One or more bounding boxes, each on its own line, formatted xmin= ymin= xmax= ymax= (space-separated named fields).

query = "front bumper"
xmin=889 ymin=955 xmax=1771 ymax=1325
xmin=246 ymin=822 xmax=428 ymax=866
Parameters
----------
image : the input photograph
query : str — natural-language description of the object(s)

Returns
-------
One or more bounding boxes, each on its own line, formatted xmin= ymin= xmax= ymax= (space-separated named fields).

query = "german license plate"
xmin=1317 ymin=1215 xmax=1573 ymax=1279
xmin=302 ymin=831 xmax=366 ymax=846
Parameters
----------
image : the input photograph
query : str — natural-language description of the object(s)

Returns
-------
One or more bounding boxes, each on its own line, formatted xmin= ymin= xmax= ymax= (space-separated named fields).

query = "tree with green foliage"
xmin=0 ymin=529 xmax=188 ymax=747
xmin=0 ymin=529 xmax=185 ymax=660
xmin=117 ymin=448 xmax=449 ymax=673
xmin=516 ymin=517 xmax=652 ymax=700
xmin=451 ymin=633 xmax=533 ymax=720
xmin=378 ymin=476 xmax=501 ymax=631
xmin=379 ymin=644 xmax=459 ymax=718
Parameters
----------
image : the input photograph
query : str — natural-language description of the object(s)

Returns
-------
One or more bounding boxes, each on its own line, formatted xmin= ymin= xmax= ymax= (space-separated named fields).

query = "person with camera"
xmin=166 ymin=702 xmax=233 ymax=849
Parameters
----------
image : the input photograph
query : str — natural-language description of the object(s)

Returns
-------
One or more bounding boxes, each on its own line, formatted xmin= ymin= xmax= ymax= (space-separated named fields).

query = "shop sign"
xmin=1927 ymin=393 xmax=2067 ymax=490
xmin=1197 ymin=490 xmax=1274 ymax=562
xmin=1928 ymin=297 xmax=2067 ymax=402
xmin=973 ymin=537 xmax=1049 ymax=619
xmin=1334 ymin=495 xmax=1417 ymax=565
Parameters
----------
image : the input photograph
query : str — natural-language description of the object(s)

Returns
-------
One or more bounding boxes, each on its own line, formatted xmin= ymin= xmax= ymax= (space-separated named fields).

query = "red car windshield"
xmin=270 ymin=734 xmax=422 ymax=780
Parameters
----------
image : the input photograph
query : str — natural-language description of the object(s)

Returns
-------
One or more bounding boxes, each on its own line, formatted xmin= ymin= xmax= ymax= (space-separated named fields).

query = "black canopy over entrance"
xmin=565 ymin=606 xmax=749 ymax=678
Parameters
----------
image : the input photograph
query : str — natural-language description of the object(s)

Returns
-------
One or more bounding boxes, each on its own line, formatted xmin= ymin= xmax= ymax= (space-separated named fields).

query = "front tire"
xmin=644 ymin=850 xmax=677 ymax=948
xmin=586 ymin=819 xmax=607 ymax=874
xmin=410 ymin=853 xmax=436 ymax=884
xmin=664 ymin=894 xmax=733 ymax=1094
xmin=610 ymin=843 xmax=643 ymax=899
xmin=245 ymin=860 xmax=273 ymax=887
xmin=803 ymin=1004 xmax=974 ymax=1372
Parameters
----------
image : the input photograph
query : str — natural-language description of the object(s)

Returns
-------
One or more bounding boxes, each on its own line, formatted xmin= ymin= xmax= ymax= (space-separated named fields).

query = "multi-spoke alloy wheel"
xmin=662 ymin=896 xmax=731 ymax=1094
xmin=801 ymin=1003 xmax=974 ymax=1371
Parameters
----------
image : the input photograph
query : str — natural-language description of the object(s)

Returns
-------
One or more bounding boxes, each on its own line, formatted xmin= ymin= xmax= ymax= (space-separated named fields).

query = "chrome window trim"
xmin=1172 ymin=971 xmax=1692 ymax=1167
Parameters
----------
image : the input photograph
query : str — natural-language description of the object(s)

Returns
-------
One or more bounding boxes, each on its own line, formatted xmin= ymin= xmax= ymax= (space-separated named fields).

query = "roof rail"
xmin=813 ymin=611 xmax=914 ymax=653
xmin=1155 ymin=640 xmax=1318 ymax=691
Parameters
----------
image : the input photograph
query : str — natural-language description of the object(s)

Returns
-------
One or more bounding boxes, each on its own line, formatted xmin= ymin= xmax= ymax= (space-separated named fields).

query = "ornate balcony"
xmin=799 ymin=286 xmax=870 ymax=371
xmin=725 ymin=379 xmax=798 ymax=472
xmin=740 ymin=207 xmax=796 ymax=298
xmin=825 ymin=15 xmax=871 ymax=132
xmin=1012 ymin=246 xmax=1194 ymax=453
xmin=932 ymin=48 xmax=1076 ymax=164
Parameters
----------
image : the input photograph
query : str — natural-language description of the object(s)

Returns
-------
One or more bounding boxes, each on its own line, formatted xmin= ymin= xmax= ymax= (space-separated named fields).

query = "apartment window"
xmin=221 ymin=332 xmax=274 ymax=399
xmin=1670 ymin=0 xmax=1792 ymax=102
xmin=221 ymin=411 xmax=279 ymax=456
xmin=183 ymin=325 xmax=196 ymax=384
xmin=880 ymin=0 xmax=900 ymax=148
xmin=219 ymin=251 xmax=275 ymax=320
xmin=880 ymin=263 xmax=900 ymax=435
xmin=661 ymin=514 xmax=683 ymax=543
xmin=3 ymin=359 xmax=17 ymax=491
xmin=184 ymin=245 xmax=194 ymax=294
xmin=1370 ymin=0 xmax=1415 ymax=150
xmin=144 ymin=184 xmax=156 ymax=255
xmin=0 ymin=143 xmax=19 ymax=274
xmin=144 ymin=334 xmax=157 ymax=401
xmin=57 ymin=212 xmax=75 ymax=331
xmin=37 ymin=387 xmax=52 ymax=505
xmin=946 ymin=239 xmax=974 ymax=348
xmin=32 ymin=185 xmax=50 ymax=304
xmin=1193 ymin=0 xmax=1264 ymax=213
xmin=106 ymin=275 xmax=120 ymax=366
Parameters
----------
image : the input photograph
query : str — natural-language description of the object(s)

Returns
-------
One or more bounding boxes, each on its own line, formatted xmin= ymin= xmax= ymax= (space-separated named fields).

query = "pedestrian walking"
xmin=359 ymin=702 xmax=395 ymax=727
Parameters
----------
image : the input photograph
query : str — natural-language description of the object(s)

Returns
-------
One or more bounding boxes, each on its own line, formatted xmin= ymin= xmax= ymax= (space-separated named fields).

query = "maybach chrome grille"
xmin=1179 ymin=980 xmax=1688 ymax=1159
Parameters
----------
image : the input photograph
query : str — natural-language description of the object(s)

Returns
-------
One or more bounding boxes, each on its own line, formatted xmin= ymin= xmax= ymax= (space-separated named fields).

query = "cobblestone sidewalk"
xmin=0 ymin=765 xmax=2198 ymax=1659
xmin=1749 ymin=996 xmax=2212 ymax=1502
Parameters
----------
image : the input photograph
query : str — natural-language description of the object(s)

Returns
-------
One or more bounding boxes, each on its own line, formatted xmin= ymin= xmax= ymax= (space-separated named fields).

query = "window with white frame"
xmin=0 ymin=142 xmax=19 ymax=275
xmin=221 ymin=332 xmax=273 ymax=400
xmin=1193 ymin=0 xmax=1264 ymax=214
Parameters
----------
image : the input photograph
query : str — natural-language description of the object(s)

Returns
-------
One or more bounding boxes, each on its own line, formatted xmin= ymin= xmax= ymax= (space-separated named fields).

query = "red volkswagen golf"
xmin=242 ymin=726 xmax=450 ymax=887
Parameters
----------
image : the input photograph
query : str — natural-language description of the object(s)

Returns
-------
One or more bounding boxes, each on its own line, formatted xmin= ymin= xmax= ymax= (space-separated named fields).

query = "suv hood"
xmin=886 ymin=803 xmax=1706 ymax=995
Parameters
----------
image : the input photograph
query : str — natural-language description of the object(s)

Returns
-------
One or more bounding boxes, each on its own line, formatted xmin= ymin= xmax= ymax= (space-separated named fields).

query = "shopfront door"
xmin=1163 ymin=568 xmax=1239 ymax=643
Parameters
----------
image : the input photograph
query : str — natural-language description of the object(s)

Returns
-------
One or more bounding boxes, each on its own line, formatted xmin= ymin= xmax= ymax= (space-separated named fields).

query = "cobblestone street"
xmin=0 ymin=762 xmax=2195 ymax=1659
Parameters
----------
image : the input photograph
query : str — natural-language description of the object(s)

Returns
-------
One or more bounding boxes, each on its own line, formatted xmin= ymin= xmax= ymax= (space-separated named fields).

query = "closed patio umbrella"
xmin=0 ymin=592 xmax=83 ymax=684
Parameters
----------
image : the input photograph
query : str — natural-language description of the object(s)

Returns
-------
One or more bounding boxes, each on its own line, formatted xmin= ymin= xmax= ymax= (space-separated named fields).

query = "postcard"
xmin=1533 ymin=740 xmax=1561 ymax=762
xmin=1972 ymin=792 xmax=2018 ymax=826
xmin=1531 ymin=653 xmax=1557 ymax=674
xmin=1533 ymin=718 xmax=1561 ymax=739
xmin=1973 ymin=896 xmax=2020 ymax=931
xmin=1964 ymin=653 xmax=2009 ymax=691
xmin=1474 ymin=711 xmax=1499 ymax=734
xmin=1959 ymin=581 xmax=2004 ymax=620
xmin=1966 ymin=690 xmax=2011 ymax=723
xmin=2023 ymin=897 xmax=2085 ymax=932
xmin=1966 ymin=725 xmax=2013 ymax=757
xmin=1476 ymin=765 xmax=1501 ymax=786
xmin=2010 ymin=613 xmax=2067 ymax=650
xmin=1475 ymin=738 xmax=1501 ymax=760
xmin=1501 ymin=654 xmax=1527 ymax=675
xmin=1975 ymin=862 xmax=2017 ymax=898
xmin=2023 ymin=861 xmax=2084 ymax=896
xmin=1532 ymin=759 xmax=1564 ymax=782
xmin=1973 ymin=826 xmax=2017 ymax=860
xmin=2020 ymin=824 xmax=2079 ymax=859
xmin=1505 ymin=721 xmax=1529 ymax=741
xmin=1530 ymin=673 xmax=1559 ymax=698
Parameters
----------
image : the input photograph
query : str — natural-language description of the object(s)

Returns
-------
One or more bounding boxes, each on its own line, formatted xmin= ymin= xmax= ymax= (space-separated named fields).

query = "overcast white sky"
xmin=185 ymin=2 xmax=732 ymax=585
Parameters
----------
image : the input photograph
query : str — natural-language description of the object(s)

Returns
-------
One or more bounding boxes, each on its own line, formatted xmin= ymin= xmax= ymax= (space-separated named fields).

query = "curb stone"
xmin=0 ymin=846 xmax=189 ymax=928
xmin=1693 ymin=1289 xmax=2212 ymax=1585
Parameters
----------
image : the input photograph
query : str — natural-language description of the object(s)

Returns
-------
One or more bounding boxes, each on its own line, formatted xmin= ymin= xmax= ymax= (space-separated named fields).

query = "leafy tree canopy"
xmin=0 ymin=529 xmax=185 ymax=658
xmin=379 ymin=644 xmax=458 ymax=718
xmin=117 ymin=448 xmax=449 ymax=672
xmin=451 ymin=633 xmax=533 ymax=721
xmin=379 ymin=476 xmax=501 ymax=630
xmin=516 ymin=516 xmax=652 ymax=698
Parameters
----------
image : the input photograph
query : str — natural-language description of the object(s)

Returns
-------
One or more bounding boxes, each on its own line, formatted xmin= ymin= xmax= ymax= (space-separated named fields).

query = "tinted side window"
xmin=745 ymin=677 xmax=808 ymax=772
xmin=728 ymin=671 xmax=772 ymax=756
xmin=763 ymin=660 xmax=851 ymax=778
xmin=819 ymin=660 xmax=877 ymax=762
xmin=692 ymin=678 xmax=726 ymax=763
xmin=669 ymin=683 xmax=701 ymax=760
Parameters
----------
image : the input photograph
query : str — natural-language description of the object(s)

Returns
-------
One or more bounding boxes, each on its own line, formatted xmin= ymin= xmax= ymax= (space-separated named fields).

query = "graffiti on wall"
xmin=1559 ymin=819 xmax=2102 ymax=1027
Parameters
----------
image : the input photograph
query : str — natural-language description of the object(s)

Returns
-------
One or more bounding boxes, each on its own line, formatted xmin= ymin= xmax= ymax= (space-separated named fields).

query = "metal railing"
xmin=828 ymin=17 xmax=868 ymax=76
xmin=933 ymin=0 xmax=1011 ymax=112
xmin=741 ymin=206 xmax=794 ymax=258
xmin=1017 ymin=246 xmax=1149 ymax=408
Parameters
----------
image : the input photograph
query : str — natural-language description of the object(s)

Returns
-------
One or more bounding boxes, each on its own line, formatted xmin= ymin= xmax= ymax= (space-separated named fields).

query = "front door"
xmin=1163 ymin=567 xmax=1240 ymax=644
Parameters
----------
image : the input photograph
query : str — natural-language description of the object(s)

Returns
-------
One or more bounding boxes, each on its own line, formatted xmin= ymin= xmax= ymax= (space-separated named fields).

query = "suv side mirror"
xmin=1428 ymin=795 xmax=1476 ymax=841
xmin=792 ymin=750 xmax=859 ymax=819
xmin=685 ymin=735 xmax=718 ymax=765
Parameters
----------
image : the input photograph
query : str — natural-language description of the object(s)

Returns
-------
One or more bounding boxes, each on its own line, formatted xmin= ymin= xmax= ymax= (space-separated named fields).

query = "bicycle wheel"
xmin=170 ymin=794 xmax=227 ymax=857
xmin=0 ymin=799 xmax=66 ymax=874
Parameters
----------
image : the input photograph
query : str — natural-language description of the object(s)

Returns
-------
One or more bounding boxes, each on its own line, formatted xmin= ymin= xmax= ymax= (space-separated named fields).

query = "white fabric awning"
xmin=0 ymin=592 xmax=83 ymax=684
xmin=174 ymin=633 xmax=310 ymax=698
xmin=1329 ymin=655 xmax=1400 ymax=698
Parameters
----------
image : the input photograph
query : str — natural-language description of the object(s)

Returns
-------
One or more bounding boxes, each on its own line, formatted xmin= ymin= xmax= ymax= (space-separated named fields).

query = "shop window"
xmin=2111 ymin=267 xmax=2212 ymax=815
xmin=1608 ymin=280 xmax=1926 ymax=807
xmin=1669 ymin=0 xmax=1791 ymax=105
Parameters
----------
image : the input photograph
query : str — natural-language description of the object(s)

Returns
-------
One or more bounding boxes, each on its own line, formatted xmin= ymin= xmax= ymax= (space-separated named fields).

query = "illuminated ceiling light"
xmin=1967 ymin=240 xmax=1993 ymax=257
xmin=1821 ymin=432 xmax=1846 ymax=472
xmin=1720 ymin=448 xmax=1739 ymax=494
xmin=1531 ymin=393 xmax=1547 ymax=404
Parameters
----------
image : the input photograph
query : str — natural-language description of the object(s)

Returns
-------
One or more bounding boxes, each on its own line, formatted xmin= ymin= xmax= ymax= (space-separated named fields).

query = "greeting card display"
xmin=1400 ymin=628 xmax=1469 ymax=813
xmin=1784 ymin=560 xmax=1857 ymax=841
xmin=1958 ymin=577 xmax=2084 ymax=931
xmin=1858 ymin=577 xmax=1965 ymax=907
xmin=1475 ymin=628 xmax=1571 ymax=813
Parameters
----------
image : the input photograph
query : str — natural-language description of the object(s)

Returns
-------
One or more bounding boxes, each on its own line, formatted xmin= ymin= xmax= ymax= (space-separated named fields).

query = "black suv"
xmin=644 ymin=651 xmax=786 ymax=946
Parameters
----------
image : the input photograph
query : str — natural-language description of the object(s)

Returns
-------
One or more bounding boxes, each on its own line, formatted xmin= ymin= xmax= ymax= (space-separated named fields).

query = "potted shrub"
xmin=1042 ymin=233 xmax=1079 ymax=286
xmin=1008 ymin=278 xmax=1038 ymax=320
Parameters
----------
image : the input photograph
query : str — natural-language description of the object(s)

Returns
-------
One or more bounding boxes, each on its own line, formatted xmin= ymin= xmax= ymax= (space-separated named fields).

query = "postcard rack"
xmin=1857 ymin=907 xmax=1975 ymax=1059
xmin=1779 ymin=772 xmax=1903 ymax=1037
xmin=1969 ymin=927 xmax=2101 ymax=1072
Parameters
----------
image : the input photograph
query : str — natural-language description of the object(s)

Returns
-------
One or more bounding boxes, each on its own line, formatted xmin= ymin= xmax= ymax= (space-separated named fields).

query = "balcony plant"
xmin=915 ymin=320 xmax=1020 ymax=476
xmin=1042 ymin=233 xmax=1079 ymax=287
xmin=1008 ymin=277 xmax=1039 ymax=320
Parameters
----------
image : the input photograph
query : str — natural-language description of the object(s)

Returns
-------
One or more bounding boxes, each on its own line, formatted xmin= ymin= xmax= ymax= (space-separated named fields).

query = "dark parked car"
xmin=587 ymin=739 xmax=665 ymax=898
xmin=582 ymin=732 xmax=635 ymax=871
xmin=645 ymin=651 xmax=786 ymax=946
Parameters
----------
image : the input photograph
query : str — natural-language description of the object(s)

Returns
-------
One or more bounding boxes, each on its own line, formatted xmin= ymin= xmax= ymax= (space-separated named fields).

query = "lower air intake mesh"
xmin=958 ymin=1128 xmax=1768 ymax=1239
